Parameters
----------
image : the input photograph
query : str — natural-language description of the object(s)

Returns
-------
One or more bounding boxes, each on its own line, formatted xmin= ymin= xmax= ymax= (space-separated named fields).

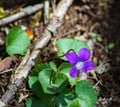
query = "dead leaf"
xmin=0 ymin=56 xmax=15 ymax=72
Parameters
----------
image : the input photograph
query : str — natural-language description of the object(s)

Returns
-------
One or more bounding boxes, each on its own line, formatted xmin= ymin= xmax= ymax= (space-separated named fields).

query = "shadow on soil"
xmin=103 ymin=0 xmax=120 ymax=106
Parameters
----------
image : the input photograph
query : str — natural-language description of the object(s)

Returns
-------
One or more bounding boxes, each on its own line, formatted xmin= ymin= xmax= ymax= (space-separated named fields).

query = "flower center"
xmin=75 ymin=62 xmax=84 ymax=70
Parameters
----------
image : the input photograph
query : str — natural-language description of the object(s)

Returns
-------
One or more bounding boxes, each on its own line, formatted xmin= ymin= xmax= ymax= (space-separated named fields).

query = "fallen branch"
xmin=0 ymin=0 xmax=74 ymax=106
xmin=0 ymin=3 xmax=43 ymax=26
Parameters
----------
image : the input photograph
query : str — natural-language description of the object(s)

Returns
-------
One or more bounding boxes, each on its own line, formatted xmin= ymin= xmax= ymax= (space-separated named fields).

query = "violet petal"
xmin=81 ymin=61 xmax=94 ymax=73
xmin=79 ymin=48 xmax=91 ymax=61
xmin=70 ymin=66 xmax=78 ymax=78
xmin=65 ymin=52 xmax=79 ymax=65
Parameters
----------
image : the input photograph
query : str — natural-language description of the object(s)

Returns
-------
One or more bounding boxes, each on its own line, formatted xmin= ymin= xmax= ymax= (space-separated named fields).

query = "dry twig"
xmin=0 ymin=4 xmax=44 ymax=26
xmin=0 ymin=0 xmax=74 ymax=106
xmin=44 ymin=0 xmax=50 ymax=24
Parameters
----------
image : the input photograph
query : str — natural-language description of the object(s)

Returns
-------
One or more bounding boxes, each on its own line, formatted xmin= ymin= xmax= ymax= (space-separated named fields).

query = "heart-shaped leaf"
xmin=56 ymin=38 xmax=89 ymax=60
xmin=6 ymin=26 xmax=30 ymax=56
xmin=28 ymin=64 xmax=52 ymax=97
xmin=75 ymin=80 xmax=98 ymax=107
xmin=38 ymin=64 xmax=67 ymax=94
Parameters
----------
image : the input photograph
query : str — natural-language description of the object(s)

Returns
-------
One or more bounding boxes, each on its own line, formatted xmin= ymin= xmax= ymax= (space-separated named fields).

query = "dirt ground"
xmin=0 ymin=0 xmax=120 ymax=107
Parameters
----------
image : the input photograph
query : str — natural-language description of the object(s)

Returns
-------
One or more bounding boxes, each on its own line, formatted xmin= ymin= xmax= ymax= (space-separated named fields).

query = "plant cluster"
xmin=5 ymin=27 xmax=98 ymax=107
xmin=26 ymin=38 xmax=98 ymax=107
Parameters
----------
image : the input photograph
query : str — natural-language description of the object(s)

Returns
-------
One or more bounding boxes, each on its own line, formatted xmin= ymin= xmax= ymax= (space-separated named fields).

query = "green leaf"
xmin=38 ymin=64 xmax=67 ymax=94
xmin=96 ymin=36 xmax=102 ymax=42
xmin=26 ymin=97 xmax=46 ymax=107
xmin=52 ymin=73 xmax=67 ymax=90
xmin=68 ymin=98 xmax=81 ymax=107
xmin=35 ymin=55 xmax=42 ymax=65
xmin=90 ymin=32 xmax=97 ymax=37
xmin=32 ymin=64 xmax=50 ymax=75
xmin=26 ymin=96 xmax=56 ymax=107
xmin=49 ymin=61 xmax=57 ymax=72
xmin=38 ymin=65 xmax=54 ymax=94
xmin=108 ymin=43 xmax=115 ymax=49
xmin=75 ymin=80 xmax=99 ymax=107
xmin=41 ymin=95 xmax=56 ymax=107
xmin=28 ymin=76 xmax=45 ymax=98
xmin=58 ymin=62 xmax=78 ymax=86
xmin=28 ymin=64 xmax=52 ymax=97
xmin=6 ymin=26 xmax=30 ymax=56
xmin=56 ymin=88 xmax=75 ymax=107
xmin=56 ymin=38 xmax=89 ymax=60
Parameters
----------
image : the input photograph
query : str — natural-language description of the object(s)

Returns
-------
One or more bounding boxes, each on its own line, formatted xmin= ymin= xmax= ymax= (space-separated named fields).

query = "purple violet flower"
xmin=65 ymin=48 xmax=94 ymax=78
